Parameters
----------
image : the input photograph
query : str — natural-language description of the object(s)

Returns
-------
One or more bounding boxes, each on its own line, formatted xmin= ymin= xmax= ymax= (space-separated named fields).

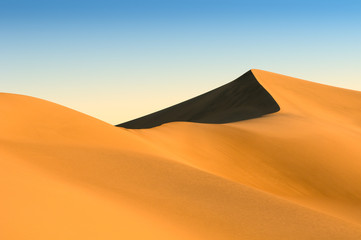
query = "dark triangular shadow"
xmin=117 ymin=70 xmax=280 ymax=129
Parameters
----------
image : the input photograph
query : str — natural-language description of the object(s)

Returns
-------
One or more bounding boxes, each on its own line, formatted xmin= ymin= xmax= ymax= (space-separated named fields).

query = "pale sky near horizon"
xmin=1 ymin=0 xmax=361 ymax=124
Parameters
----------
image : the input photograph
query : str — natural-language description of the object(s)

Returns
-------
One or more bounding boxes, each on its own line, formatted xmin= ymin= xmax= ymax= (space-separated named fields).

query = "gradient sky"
xmin=1 ymin=0 xmax=361 ymax=124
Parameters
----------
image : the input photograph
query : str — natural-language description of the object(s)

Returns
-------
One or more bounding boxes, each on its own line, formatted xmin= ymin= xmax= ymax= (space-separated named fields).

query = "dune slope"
xmin=117 ymin=70 xmax=280 ymax=129
xmin=132 ymin=69 xmax=361 ymax=224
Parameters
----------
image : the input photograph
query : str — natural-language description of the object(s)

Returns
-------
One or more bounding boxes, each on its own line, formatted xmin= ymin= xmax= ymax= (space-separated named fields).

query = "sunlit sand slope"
xmin=2 ymin=69 xmax=361 ymax=239
xmin=135 ymin=69 xmax=361 ymax=224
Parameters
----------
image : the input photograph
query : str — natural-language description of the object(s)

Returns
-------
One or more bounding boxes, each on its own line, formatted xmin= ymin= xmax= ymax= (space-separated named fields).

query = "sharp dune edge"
xmin=118 ymin=70 xmax=280 ymax=129
xmin=1 ymin=69 xmax=361 ymax=239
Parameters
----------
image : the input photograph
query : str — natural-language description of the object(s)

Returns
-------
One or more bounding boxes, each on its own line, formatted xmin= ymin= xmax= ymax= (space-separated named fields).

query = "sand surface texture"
xmin=1 ymin=69 xmax=361 ymax=239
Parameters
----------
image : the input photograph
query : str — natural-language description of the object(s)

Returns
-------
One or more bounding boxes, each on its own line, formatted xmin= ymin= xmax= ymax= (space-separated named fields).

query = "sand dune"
xmin=1 ymin=69 xmax=361 ymax=239
xmin=133 ymin=70 xmax=361 ymax=224
xmin=118 ymin=70 xmax=280 ymax=129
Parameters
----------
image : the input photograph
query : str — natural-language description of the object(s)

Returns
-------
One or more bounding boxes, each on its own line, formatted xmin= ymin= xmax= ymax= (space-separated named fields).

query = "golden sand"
xmin=1 ymin=70 xmax=361 ymax=239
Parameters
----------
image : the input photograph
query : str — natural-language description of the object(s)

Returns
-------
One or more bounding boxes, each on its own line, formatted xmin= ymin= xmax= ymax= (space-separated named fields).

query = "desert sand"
xmin=1 ymin=69 xmax=361 ymax=239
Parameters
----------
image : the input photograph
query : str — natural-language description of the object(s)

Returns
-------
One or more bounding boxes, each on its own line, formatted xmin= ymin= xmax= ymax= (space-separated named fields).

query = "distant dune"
xmin=117 ymin=70 xmax=280 ymax=128
xmin=1 ymin=69 xmax=361 ymax=240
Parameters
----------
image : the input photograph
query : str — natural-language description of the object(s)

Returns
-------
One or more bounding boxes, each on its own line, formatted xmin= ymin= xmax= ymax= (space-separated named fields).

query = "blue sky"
xmin=1 ymin=0 xmax=361 ymax=124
